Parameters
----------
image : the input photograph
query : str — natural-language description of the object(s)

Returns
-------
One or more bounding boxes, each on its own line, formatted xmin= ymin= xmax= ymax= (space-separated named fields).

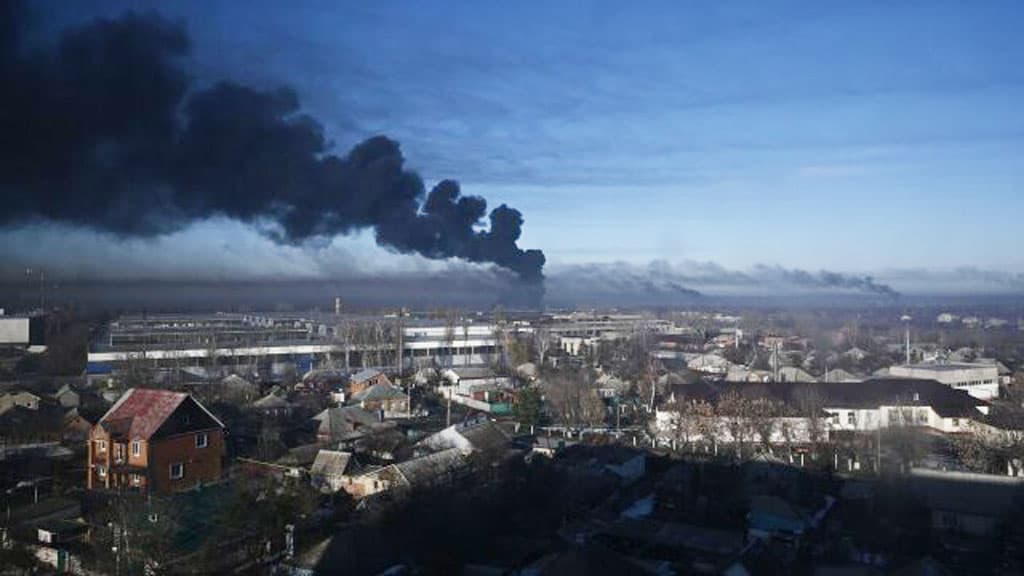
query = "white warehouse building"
xmin=887 ymin=362 xmax=1000 ymax=400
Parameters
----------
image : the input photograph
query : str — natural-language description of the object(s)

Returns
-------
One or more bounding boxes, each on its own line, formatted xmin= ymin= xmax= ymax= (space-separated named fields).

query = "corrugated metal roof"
xmin=353 ymin=382 xmax=407 ymax=402
xmin=351 ymin=368 xmax=383 ymax=383
xmin=310 ymin=450 xmax=353 ymax=478
xmin=98 ymin=388 xmax=187 ymax=440
xmin=394 ymin=447 xmax=465 ymax=486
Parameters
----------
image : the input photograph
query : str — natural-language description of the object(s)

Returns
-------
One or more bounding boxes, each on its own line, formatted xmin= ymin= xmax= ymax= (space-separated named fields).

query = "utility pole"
xmin=446 ymin=386 xmax=452 ymax=427
xmin=395 ymin=316 xmax=404 ymax=376
xmin=876 ymin=422 xmax=881 ymax=473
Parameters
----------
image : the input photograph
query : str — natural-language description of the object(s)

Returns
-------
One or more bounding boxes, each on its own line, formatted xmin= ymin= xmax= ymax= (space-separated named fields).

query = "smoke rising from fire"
xmin=0 ymin=4 xmax=545 ymax=282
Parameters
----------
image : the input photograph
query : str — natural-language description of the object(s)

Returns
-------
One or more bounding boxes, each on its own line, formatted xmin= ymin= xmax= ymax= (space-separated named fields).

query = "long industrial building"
xmin=887 ymin=362 xmax=1000 ymax=400
xmin=87 ymin=312 xmax=505 ymax=380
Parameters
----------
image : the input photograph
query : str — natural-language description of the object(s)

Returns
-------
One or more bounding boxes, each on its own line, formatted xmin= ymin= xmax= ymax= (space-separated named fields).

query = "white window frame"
xmin=131 ymin=474 xmax=142 ymax=486
xmin=196 ymin=432 xmax=208 ymax=449
xmin=131 ymin=440 xmax=141 ymax=457
xmin=97 ymin=464 xmax=107 ymax=477
xmin=169 ymin=462 xmax=184 ymax=480
xmin=96 ymin=439 xmax=107 ymax=453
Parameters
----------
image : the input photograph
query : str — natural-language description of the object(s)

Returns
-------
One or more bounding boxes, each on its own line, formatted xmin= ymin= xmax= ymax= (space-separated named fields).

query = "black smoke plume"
xmin=546 ymin=261 xmax=900 ymax=305
xmin=752 ymin=265 xmax=900 ymax=299
xmin=0 ymin=4 xmax=545 ymax=283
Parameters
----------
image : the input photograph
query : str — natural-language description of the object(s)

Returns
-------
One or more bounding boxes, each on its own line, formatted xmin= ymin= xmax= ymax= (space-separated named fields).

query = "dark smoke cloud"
xmin=547 ymin=261 xmax=900 ymax=306
xmin=543 ymin=261 xmax=703 ymax=306
xmin=0 ymin=4 xmax=545 ymax=282
xmin=751 ymin=265 xmax=900 ymax=298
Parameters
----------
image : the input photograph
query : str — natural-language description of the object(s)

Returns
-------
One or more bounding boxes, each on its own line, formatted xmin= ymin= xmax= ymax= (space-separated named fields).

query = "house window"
xmin=97 ymin=464 xmax=106 ymax=477
xmin=847 ymin=412 xmax=856 ymax=425
xmin=131 ymin=440 xmax=141 ymax=457
xmin=96 ymin=440 xmax=107 ymax=453
xmin=131 ymin=474 xmax=142 ymax=486
xmin=196 ymin=433 xmax=208 ymax=448
xmin=952 ymin=418 xmax=960 ymax=427
xmin=169 ymin=462 xmax=184 ymax=480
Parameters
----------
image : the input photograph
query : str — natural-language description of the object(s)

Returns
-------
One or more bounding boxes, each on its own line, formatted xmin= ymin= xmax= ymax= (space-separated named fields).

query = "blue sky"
xmin=21 ymin=0 xmax=1024 ymax=290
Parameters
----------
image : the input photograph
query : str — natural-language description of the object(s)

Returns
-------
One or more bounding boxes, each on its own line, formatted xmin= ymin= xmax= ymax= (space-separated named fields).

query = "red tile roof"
xmin=99 ymin=388 xmax=188 ymax=440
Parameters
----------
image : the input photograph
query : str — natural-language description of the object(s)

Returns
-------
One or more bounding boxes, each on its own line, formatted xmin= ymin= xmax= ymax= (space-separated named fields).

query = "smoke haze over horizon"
xmin=3 ymin=1 xmax=1024 ymax=309
xmin=4 ymin=221 xmax=1024 ymax=309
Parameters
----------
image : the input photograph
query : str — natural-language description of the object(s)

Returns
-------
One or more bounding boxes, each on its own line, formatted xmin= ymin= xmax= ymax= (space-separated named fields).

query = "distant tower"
xmin=901 ymin=314 xmax=912 ymax=365
xmin=334 ymin=297 xmax=342 ymax=316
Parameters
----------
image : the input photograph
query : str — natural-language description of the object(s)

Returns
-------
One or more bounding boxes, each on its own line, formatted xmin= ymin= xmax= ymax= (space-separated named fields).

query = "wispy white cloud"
xmin=797 ymin=163 xmax=869 ymax=178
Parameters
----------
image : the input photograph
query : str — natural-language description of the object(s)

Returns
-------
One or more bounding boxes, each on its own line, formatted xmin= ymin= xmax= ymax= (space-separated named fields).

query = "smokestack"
xmin=901 ymin=314 xmax=912 ymax=365
xmin=905 ymin=325 xmax=911 ymax=364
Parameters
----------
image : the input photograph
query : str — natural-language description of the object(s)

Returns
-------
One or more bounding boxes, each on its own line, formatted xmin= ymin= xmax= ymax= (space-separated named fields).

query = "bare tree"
xmin=491 ymin=310 xmax=508 ymax=373
xmin=441 ymin=311 xmax=458 ymax=426
xmin=534 ymin=326 xmax=552 ymax=368
xmin=93 ymin=493 xmax=178 ymax=575
xmin=393 ymin=316 xmax=405 ymax=375
xmin=882 ymin=400 xmax=928 ymax=473
xmin=955 ymin=418 xmax=1024 ymax=476
xmin=257 ymin=422 xmax=285 ymax=461
xmin=372 ymin=320 xmax=386 ymax=368
xmin=543 ymin=370 xmax=606 ymax=430
xmin=717 ymin=390 xmax=756 ymax=458
xmin=664 ymin=398 xmax=714 ymax=453
xmin=120 ymin=349 xmax=155 ymax=389
xmin=334 ymin=320 xmax=352 ymax=370
xmin=749 ymin=396 xmax=783 ymax=454
xmin=504 ymin=335 xmax=532 ymax=370
xmin=205 ymin=328 xmax=220 ymax=376
xmin=794 ymin=385 xmax=827 ymax=456
xmin=443 ymin=310 xmax=457 ymax=369
xmin=779 ymin=419 xmax=796 ymax=462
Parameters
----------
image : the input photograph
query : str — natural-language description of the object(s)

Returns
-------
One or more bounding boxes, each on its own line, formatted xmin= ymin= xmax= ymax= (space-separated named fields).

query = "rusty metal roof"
xmin=98 ymin=388 xmax=188 ymax=440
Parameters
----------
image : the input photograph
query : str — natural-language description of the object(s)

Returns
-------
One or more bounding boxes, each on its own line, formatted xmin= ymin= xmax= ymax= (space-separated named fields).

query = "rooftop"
xmin=353 ymin=381 xmax=408 ymax=403
xmin=670 ymin=378 xmax=985 ymax=418
xmin=98 ymin=388 xmax=224 ymax=440
xmin=892 ymin=362 xmax=998 ymax=372
xmin=310 ymin=449 xmax=353 ymax=478
xmin=99 ymin=388 xmax=189 ymax=439
xmin=351 ymin=368 xmax=384 ymax=383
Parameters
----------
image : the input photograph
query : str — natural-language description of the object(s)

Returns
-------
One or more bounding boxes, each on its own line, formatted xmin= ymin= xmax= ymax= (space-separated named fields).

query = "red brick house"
xmin=87 ymin=388 xmax=226 ymax=494
xmin=346 ymin=369 xmax=392 ymax=397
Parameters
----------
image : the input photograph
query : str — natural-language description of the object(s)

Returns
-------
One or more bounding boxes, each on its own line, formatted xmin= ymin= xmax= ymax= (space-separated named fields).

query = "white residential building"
xmin=653 ymin=378 xmax=989 ymax=445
